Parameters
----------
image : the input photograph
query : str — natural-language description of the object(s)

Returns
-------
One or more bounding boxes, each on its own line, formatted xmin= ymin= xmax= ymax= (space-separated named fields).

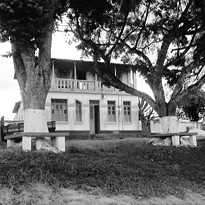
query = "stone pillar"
xmin=7 ymin=139 xmax=15 ymax=148
xmin=22 ymin=136 xmax=32 ymax=151
xmin=55 ymin=136 xmax=65 ymax=152
xmin=172 ymin=135 xmax=180 ymax=146
xmin=190 ymin=135 xmax=197 ymax=146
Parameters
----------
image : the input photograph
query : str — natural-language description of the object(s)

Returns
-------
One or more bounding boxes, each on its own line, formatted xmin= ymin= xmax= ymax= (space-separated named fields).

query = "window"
xmin=51 ymin=99 xmax=68 ymax=121
xmin=108 ymin=101 xmax=116 ymax=122
xmin=76 ymin=100 xmax=82 ymax=122
xmin=123 ymin=101 xmax=131 ymax=122
xmin=77 ymin=71 xmax=86 ymax=80
xmin=55 ymin=68 xmax=70 ymax=79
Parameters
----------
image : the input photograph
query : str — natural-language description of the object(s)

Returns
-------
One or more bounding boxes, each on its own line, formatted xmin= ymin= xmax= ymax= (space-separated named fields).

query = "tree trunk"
xmin=24 ymin=109 xmax=48 ymax=132
xmin=152 ymin=83 xmax=179 ymax=134
xmin=11 ymin=22 xmax=59 ymax=152
xmin=159 ymin=116 xmax=179 ymax=133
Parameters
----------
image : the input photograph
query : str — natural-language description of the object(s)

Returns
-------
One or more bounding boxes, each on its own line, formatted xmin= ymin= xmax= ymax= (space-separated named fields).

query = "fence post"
xmin=0 ymin=116 xmax=4 ymax=141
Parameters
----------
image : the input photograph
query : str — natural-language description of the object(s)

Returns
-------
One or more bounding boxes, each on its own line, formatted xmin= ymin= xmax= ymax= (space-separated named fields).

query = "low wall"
xmin=150 ymin=120 xmax=202 ymax=133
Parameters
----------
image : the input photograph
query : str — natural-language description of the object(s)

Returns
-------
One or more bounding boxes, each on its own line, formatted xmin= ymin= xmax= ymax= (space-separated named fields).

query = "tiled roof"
xmin=51 ymin=58 xmax=134 ymax=73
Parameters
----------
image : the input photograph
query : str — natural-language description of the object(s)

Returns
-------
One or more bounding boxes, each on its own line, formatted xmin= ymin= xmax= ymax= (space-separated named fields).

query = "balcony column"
xmin=52 ymin=60 xmax=55 ymax=78
xmin=94 ymin=74 xmax=98 ymax=91
xmin=134 ymin=71 xmax=137 ymax=89
xmin=74 ymin=62 xmax=77 ymax=90
xmin=127 ymin=68 xmax=131 ymax=84
xmin=51 ymin=60 xmax=55 ymax=88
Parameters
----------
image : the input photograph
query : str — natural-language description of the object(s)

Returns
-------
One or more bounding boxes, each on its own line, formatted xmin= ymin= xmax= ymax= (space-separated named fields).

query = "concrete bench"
xmin=147 ymin=132 xmax=198 ymax=146
xmin=5 ymin=132 xmax=70 ymax=152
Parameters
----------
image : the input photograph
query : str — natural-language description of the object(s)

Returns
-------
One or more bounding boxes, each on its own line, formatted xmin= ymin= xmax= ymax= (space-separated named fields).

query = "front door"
xmin=89 ymin=100 xmax=100 ymax=134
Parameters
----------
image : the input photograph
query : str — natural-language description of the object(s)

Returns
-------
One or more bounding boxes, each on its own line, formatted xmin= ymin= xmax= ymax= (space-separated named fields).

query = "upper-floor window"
xmin=108 ymin=101 xmax=116 ymax=122
xmin=123 ymin=101 xmax=131 ymax=122
xmin=51 ymin=99 xmax=68 ymax=121
xmin=55 ymin=68 xmax=71 ymax=79
xmin=76 ymin=100 xmax=82 ymax=122
xmin=77 ymin=71 xmax=86 ymax=80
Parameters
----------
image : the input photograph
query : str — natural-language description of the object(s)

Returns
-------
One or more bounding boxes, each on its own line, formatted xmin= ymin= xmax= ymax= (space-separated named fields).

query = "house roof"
xmin=12 ymin=101 xmax=21 ymax=113
xmin=52 ymin=58 xmax=134 ymax=74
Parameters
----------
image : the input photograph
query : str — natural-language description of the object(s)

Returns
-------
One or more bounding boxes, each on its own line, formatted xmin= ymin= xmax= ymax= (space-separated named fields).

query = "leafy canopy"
xmin=177 ymin=90 xmax=205 ymax=121
xmin=66 ymin=0 xmax=205 ymax=117
xmin=0 ymin=0 xmax=68 ymax=43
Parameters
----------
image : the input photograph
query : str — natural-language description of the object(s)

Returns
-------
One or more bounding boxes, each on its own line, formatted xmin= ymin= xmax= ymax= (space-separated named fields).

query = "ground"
xmin=0 ymin=138 xmax=205 ymax=205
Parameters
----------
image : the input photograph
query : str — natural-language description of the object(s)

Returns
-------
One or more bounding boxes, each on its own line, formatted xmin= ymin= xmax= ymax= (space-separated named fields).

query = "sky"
xmin=0 ymin=32 xmax=153 ymax=120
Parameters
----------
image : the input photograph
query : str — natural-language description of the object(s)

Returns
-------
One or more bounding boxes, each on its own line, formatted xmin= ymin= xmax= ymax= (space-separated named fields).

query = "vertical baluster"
xmin=84 ymin=81 xmax=88 ymax=90
xmin=54 ymin=79 xmax=56 ymax=88
xmin=91 ymin=81 xmax=94 ymax=90
xmin=74 ymin=80 xmax=77 ymax=90
xmin=70 ymin=80 xmax=73 ymax=89
xmin=88 ymin=81 xmax=90 ymax=90
xmin=68 ymin=80 xmax=71 ymax=89
xmin=94 ymin=81 xmax=98 ymax=92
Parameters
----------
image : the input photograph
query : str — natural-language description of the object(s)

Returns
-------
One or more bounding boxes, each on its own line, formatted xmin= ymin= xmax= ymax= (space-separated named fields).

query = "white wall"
xmin=150 ymin=120 xmax=202 ymax=133
xmin=47 ymin=91 xmax=140 ymax=132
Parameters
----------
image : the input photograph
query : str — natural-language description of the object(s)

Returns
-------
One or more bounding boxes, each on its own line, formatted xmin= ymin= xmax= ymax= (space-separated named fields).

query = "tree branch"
xmin=170 ymin=59 xmax=205 ymax=102
xmin=134 ymin=0 xmax=151 ymax=48
xmin=106 ymin=12 xmax=128 ymax=57
xmin=164 ymin=33 xmax=196 ymax=69
xmin=120 ymin=38 xmax=153 ymax=69
xmin=93 ymin=59 xmax=159 ymax=113
xmin=155 ymin=36 xmax=172 ymax=71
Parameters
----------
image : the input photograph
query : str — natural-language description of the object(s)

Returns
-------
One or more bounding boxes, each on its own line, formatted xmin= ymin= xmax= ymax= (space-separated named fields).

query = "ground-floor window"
xmin=51 ymin=99 xmax=68 ymax=121
xmin=123 ymin=101 xmax=131 ymax=122
xmin=108 ymin=101 xmax=116 ymax=122
xmin=76 ymin=100 xmax=82 ymax=122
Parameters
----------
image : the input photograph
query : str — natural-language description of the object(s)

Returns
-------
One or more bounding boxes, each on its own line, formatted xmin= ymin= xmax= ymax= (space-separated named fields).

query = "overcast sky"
xmin=0 ymin=32 xmax=153 ymax=120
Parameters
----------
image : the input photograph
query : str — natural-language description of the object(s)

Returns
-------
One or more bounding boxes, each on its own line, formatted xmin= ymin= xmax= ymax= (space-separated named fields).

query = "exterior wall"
xmin=12 ymin=87 xmax=141 ymax=133
xmin=46 ymin=91 xmax=140 ymax=133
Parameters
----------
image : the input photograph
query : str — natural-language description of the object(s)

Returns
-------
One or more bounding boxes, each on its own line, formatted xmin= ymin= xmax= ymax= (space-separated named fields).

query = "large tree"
xmin=66 ymin=0 xmax=205 ymax=132
xmin=0 ymin=0 xmax=68 ymax=150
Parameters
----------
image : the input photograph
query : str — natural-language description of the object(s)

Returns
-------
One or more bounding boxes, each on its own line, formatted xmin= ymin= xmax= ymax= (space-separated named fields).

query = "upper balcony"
xmin=50 ymin=58 xmax=137 ymax=95
xmin=50 ymin=78 xmax=134 ymax=94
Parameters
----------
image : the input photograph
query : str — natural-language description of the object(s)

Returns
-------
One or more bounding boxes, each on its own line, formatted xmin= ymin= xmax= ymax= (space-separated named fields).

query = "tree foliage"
xmin=177 ymin=90 xmax=205 ymax=121
xmin=66 ymin=0 xmax=205 ymax=117
xmin=0 ymin=0 xmax=68 ymax=43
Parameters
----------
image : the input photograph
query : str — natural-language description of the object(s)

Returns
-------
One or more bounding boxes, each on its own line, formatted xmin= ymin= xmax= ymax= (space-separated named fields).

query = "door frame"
xmin=89 ymin=100 xmax=100 ymax=134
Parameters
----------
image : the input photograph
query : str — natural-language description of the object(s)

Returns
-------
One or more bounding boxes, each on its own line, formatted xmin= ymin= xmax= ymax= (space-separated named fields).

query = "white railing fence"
xmin=51 ymin=78 xmax=134 ymax=94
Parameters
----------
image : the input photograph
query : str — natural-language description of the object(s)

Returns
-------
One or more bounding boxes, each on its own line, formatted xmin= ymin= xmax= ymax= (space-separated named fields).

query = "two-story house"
xmin=13 ymin=58 xmax=141 ymax=135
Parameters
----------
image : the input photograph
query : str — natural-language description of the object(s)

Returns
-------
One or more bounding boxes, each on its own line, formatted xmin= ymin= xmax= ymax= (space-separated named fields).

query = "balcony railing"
xmin=51 ymin=78 xmax=134 ymax=94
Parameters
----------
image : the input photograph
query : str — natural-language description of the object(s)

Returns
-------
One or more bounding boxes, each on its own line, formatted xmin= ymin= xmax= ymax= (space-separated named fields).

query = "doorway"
xmin=89 ymin=100 xmax=100 ymax=134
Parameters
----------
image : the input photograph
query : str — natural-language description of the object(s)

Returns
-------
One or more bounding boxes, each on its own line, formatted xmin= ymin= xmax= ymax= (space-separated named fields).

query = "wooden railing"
xmin=51 ymin=78 xmax=134 ymax=94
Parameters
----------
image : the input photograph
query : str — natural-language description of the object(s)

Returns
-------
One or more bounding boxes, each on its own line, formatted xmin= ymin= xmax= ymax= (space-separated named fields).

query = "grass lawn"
xmin=0 ymin=138 xmax=205 ymax=204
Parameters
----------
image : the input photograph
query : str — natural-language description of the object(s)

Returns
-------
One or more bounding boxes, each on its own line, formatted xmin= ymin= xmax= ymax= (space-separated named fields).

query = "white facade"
xmin=13 ymin=59 xmax=141 ymax=134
